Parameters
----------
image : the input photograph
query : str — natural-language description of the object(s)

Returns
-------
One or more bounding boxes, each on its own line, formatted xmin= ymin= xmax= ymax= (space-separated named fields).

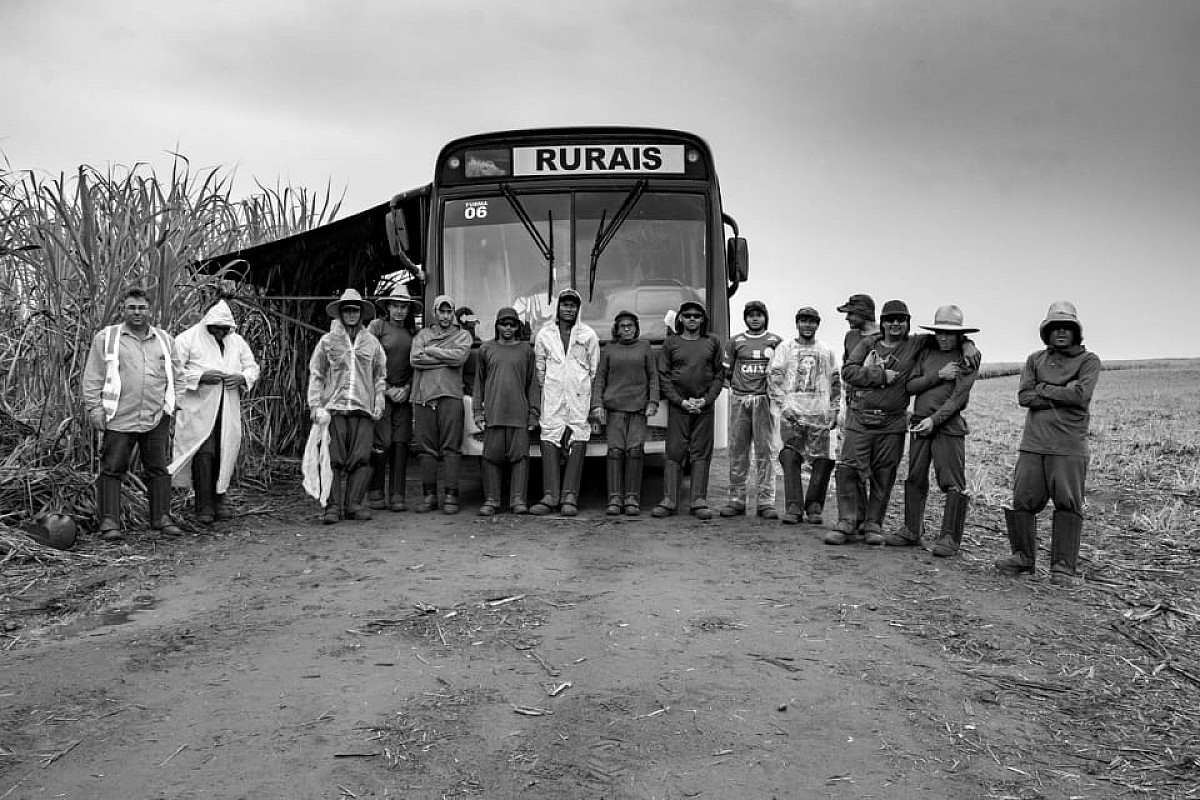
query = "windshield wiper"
xmin=588 ymin=180 xmax=647 ymax=301
xmin=500 ymin=184 xmax=555 ymax=301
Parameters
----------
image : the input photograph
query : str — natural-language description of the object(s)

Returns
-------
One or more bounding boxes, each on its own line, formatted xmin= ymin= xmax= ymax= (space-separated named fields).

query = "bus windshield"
xmin=442 ymin=190 xmax=707 ymax=341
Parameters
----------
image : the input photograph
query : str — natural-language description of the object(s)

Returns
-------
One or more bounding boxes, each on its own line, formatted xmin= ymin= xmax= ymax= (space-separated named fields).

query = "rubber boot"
xmin=530 ymin=443 xmax=561 ymax=515
xmin=863 ymin=464 xmax=899 ymax=545
xmin=996 ymin=509 xmax=1037 ymax=574
xmin=149 ymin=475 xmax=183 ymax=536
xmin=366 ymin=449 xmax=387 ymax=510
xmin=826 ymin=465 xmax=864 ymax=545
xmin=192 ymin=453 xmax=216 ymax=524
xmin=688 ymin=459 xmax=714 ymax=520
xmin=1050 ymin=510 xmax=1083 ymax=583
xmin=932 ymin=490 xmax=971 ymax=557
xmin=559 ymin=443 xmax=586 ymax=516
xmin=388 ymin=443 xmax=409 ymax=511
xmin=479 ymin=460 xmax=503 ymax=516
xmin=417 ymin=454 xmax=439 ymax=512
xmin=623 ymin=448 xmax=644 ymax=515
xmin=97 ymin=475 xmax=123 ymax=540
xmin=214 ymin=494 xmax=232 ymax=521
xmin=442 ymin=453 xmax=461 ymax=514
xmin=886 ymin=481 xmax=926 ymax=547
xmin=323 ymin=470 xmax=345 ymax=524
xmin=605 ymin=448 xmax=625 ymax=515
xmin=346 ymin=466 xmax=374 ymax=521
xmin=804 ymin=458 xmax=834 ymax=524
xmin=652 ymin=460 xmax=681 ymax=517
xmin=510 ymin=459 xmax=529 ymax=514
xmin=779 ymin=448 xmax=804 ymax=525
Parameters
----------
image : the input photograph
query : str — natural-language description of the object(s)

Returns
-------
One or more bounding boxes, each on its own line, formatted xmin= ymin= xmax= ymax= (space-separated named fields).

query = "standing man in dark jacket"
xmin=837 ymin=294 xmax=878 ymax=363
xmin=997 ymin=301 xmax=1101 ymax=584
xmin=366 ymin=287 xmax=421 ymax=512
xmin=410 ymin=295 xmax=474 ymax=514
xmin=885 ymin=306 xmax=980 ymax=555
xmin=653 ymin=301 xmax=724 ymax=520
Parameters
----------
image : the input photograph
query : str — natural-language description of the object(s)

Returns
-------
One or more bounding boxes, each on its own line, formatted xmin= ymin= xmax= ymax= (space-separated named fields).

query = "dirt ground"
xmin=0 ymin=452 xmax=1155 ymax=799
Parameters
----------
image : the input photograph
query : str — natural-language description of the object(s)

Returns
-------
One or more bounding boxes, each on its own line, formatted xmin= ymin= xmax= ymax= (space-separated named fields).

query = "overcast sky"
xmin=4 ymin=0 xmax=1198 ymax=361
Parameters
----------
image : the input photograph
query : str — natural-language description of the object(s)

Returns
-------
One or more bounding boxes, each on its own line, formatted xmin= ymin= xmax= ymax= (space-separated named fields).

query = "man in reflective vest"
xmin=81 ymin=287 xmax=183 ymax=540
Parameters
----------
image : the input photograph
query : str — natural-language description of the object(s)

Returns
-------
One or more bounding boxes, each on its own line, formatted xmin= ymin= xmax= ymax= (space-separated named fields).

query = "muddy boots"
xmin=388 ymin=444 xmax=409 ymax=511
xmin=559 ymin=443 xmax=586 ymax=516
xmin=345 ymin=465 xmax=374 ymax=521
xmin=804 ymin=458 xmax=834 ymax=525
xmin=510 ymin=459 xmax=530 ymax=515
xmin=1049 ymin=510 xmax=1083 ymax=584
xmin=825 ymin=465 xmax=864 ymax=545
xmin=530 ymin=443 xmax=562 ymax=516
xmin=96 ymin=475 xmax=123 ymax=540
xmin=862 ymin=464 xmax=899 ymax=545
xmin=996 ymin=509 xmax=1037 ymax=575
xmin=192 ymin=453 xmax=216 ymax=525
xmin=149 ymin=475 xmax=183 ymax=536
xmin=366 ymin=449 xmax=388 ymax=510
xmin=442 ymin=453 xmax=461 ymax=515
xmin=652 ymin=460 xmax=682 ymax=518
xmin=623 ymin=447 xmax=644 ymax=516
xmin=779 ymin=448 xmax=804 ymax=525
xmin=323 ymin=470 xmax=345 ymax=524
xmin=931 ymin=490 xmax=971 ymax=557
xmin=417 ymin=454 xmax=439 ymax=513
xmin=479 ymin=459 xmax=503 ymax=516
xmin=688 ymin=460 xmax=714 ymax=520
xmin=885 ymin=482 xmax=926 ymax=547
xmin=606 ymin=448 xmax=625 ymax=515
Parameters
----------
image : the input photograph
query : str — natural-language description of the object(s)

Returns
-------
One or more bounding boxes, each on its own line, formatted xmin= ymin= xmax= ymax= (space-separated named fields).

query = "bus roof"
xmin=436 ymin=126 xmax=715 ymax=166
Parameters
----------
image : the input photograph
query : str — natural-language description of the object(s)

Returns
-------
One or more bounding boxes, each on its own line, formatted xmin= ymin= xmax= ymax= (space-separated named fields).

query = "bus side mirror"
xmin=726 ymin=237 xmax=749 ymax=283
xmin=386 ymin=208 xmax=411 ymax=256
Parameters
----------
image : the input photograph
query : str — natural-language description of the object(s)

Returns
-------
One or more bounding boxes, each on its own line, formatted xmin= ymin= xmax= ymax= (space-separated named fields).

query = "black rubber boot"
xmin=323 ymin=470 xmax=345 ymax=524
xmin=97 ymin=475 xmax=123 ymax=539
xmin=623 ymin=447 xmax=644 ymax=515
xmin=192 ymin=453 xmax=216 ymax=524
xmin=605 ymin=448 xmax=625 ymax=515
xmin=366 ymin=449 xmax=388 ymax=509
xmin=510 ymin=459 xmax=529 ymax=514
xmin=826 ymin=464 xmax=864 ymax=545
xmin=932 ymin=489 xmax=970 ymax=557
xmin=886 ymin=481 xmax=926 ymax=547
xmin=652 ymin=460 xmax=681 ymax=517
xmin=149 ymin=475 xmax=182 ymax=536
xmin=689 ymin=459 xmax=714 ymax=520
xmin=996 ymin=509 xmax=1037 ymax=574
xmin=779 ymin=448 xmax=804 ymax=525
xmin=804 ymin=457 xmax=834 ymax=524
xmin=559 ymin=443 xmax=586 ymax=516
xmin=1050 ymin=510 xmax=1083 ymax=583
xmin=864 ymin=463 xmax=899 ymax=544
xmin=388 ymin=443 xmax=409 ymax=511
xmin=443 ymin=453 xmax=462 ymax=514
xmin=346 ymin=466 xmax=374 ymax=521
xmin=417 ymin=454 xmax=439 ymax=512
xmin=479 ymin=460 xmax=503 ymax=516
xmin=530 ymin=443 xmax=561 ymax=516
xmin=214 ymin=494 xmax=232 ymax=521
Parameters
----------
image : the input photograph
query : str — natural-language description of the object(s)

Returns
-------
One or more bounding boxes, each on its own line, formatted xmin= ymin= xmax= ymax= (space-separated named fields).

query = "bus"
xmin=384 ymin=127 xmax=750 ymax=457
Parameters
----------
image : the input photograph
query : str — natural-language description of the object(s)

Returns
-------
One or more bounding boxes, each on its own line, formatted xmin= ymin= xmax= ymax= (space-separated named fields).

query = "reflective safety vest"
xmin=100 ymin=324 xmax=176 ymax=423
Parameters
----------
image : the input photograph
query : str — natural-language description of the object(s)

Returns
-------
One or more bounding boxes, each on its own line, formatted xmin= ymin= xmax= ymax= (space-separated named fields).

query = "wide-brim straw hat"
xmin=376 ymin=286 xmax=422 ymax=308
xmin=326 ymin=289 xmax=375 ymax=322
xmin=919 ymin=304 xmax=979 ymax=334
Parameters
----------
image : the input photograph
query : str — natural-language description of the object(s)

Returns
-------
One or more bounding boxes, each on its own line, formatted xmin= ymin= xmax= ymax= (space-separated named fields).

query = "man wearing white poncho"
xmin=169 ymin=301 xmax=260 ymax=524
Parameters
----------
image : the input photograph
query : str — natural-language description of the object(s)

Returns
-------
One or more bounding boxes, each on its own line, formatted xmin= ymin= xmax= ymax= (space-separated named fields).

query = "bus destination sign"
xmin=513 ymin=144 xmax=685 ymax=176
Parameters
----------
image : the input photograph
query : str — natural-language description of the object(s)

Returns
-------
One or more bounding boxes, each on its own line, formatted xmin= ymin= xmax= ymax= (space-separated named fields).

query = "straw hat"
xmin=919 ymin=304 xmax=979 ymax=334
xmin=326 ymin=289 xmax=375 ymax=322
xmin=376 ymin=286 xmax=422 ymax=308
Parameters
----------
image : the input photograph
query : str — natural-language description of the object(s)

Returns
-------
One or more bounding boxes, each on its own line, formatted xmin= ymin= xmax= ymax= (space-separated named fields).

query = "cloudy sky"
xmin=4 ymin=0 xmax=1198 ymax=361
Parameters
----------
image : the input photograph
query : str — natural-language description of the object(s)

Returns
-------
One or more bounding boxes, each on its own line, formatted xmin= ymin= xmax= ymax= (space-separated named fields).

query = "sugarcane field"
xmin=1 ymin=158 xmax=1199 ymax=799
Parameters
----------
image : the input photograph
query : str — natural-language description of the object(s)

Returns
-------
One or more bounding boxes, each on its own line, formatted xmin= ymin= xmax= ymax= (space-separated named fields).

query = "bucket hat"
xmin=836 ymin=294 xmax=875 ymax=320
xmin=1039 ymin=300 xmax=1083 ymax=344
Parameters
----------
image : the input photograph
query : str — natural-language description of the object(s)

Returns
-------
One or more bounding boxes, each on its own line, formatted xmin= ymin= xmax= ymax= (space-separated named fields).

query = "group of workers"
xmin=81 ymin=285 xmax=1100 ymax=584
